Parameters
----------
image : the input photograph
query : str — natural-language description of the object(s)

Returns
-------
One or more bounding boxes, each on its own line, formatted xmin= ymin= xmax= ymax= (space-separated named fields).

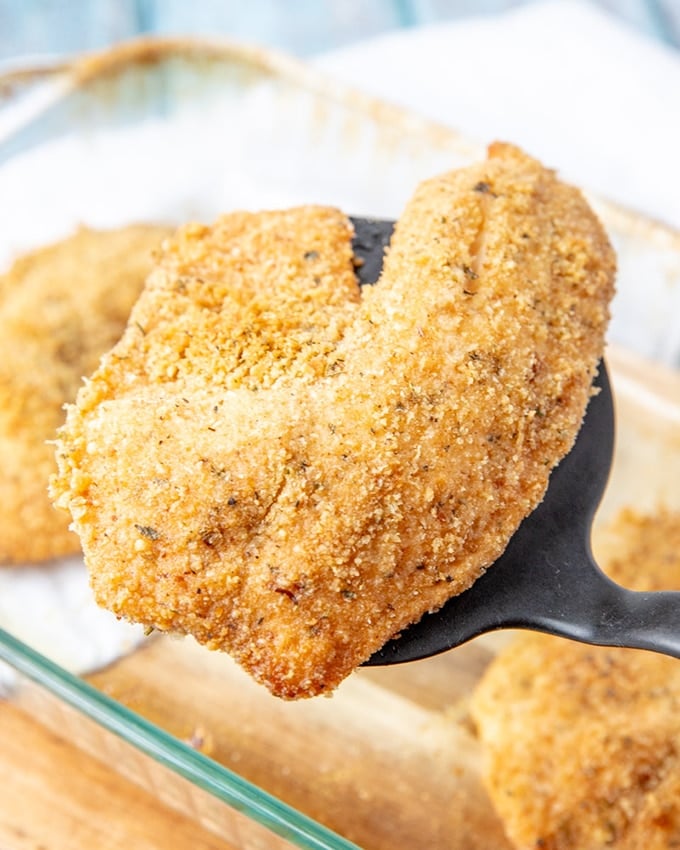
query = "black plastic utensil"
xmin=350 ymin=216 xmax=680 ymax=667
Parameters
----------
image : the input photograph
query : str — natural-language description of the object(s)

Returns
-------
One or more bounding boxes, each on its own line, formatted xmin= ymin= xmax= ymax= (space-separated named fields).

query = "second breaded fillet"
xmin=52 ymin=144 xmax=615 ymax=698
xmin=471 ymin=509 xmax=680 ymax=850
xmin=0 ymin=225 xmax=171 ymax=564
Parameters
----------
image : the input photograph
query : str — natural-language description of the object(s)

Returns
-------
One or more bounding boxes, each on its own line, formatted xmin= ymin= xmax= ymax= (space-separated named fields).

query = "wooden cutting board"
xmin=0 ymin=700 xmax=237 ymax=850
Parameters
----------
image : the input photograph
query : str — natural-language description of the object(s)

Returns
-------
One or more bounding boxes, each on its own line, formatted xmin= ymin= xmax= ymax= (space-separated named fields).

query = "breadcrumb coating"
xmin=471 ymin=508 xmax=680 ymax=850
xmin=52 ymin=144 xmax=615 ymax=698
xmin=0 ymin=225 xmax=171 ymax=564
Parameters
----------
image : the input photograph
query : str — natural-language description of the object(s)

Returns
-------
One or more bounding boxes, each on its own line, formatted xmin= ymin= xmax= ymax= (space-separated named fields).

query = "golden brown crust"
xmin=52 ymin=144 xmax=615 ymax=697
xmin=597 ymin=507 xmax=680 ymax=591
xmin=471 ymin=508 xmax=680 ymax=850
xmin=0 ymin=225 xmax=171 ymax=564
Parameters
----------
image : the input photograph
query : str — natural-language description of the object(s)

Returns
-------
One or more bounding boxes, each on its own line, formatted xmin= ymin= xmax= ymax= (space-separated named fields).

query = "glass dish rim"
xmin=0 ymin=626 xmax=359 ymax=850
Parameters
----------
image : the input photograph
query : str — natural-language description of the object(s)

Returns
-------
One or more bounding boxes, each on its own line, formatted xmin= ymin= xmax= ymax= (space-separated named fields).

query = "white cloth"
xmin=316 ymin=0 xmax=680 ymax=232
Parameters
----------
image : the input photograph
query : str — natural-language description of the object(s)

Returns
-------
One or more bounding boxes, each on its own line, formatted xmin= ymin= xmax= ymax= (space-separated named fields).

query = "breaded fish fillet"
xmin=52 ymin=144 xmax=615 ymax=698
xmin=471 ymin=509 xmax=680 ymax=850
xmin=0 ymin=225 xmax=171 ymax=564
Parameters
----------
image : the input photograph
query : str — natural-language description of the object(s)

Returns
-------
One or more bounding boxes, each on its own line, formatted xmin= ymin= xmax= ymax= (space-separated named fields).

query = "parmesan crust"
xmin=52 ymin=144 xmax=615 ymax=697
xmin=472 ymin=509 xmax=680 ymax=850
xmin=0 ymin=225 xmax=171 ymax=564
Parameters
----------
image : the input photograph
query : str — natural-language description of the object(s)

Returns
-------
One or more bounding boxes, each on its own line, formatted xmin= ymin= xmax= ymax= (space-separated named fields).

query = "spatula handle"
xmin=573 ymin=580 xmax=680 ymax=659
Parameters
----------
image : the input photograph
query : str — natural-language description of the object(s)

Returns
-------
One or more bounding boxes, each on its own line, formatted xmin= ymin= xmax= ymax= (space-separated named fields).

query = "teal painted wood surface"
xmin=0 ymin=0 xmax=678 ymax=62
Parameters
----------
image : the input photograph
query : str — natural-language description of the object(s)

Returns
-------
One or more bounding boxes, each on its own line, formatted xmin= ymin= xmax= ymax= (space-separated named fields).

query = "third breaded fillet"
xmin=52 ymin=144 xmax=615 ymax=698
xmin=471 ymin=509 xmax=680 ymax=850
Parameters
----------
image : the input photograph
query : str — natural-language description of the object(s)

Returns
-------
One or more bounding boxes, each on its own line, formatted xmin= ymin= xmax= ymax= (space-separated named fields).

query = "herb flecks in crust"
xmin=52 ymin=144 xmax=615 ymax=698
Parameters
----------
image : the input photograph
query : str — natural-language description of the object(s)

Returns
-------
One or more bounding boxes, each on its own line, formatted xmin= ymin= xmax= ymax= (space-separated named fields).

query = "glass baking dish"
xmin=1 ymin=38 xmax=679 ymax=850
